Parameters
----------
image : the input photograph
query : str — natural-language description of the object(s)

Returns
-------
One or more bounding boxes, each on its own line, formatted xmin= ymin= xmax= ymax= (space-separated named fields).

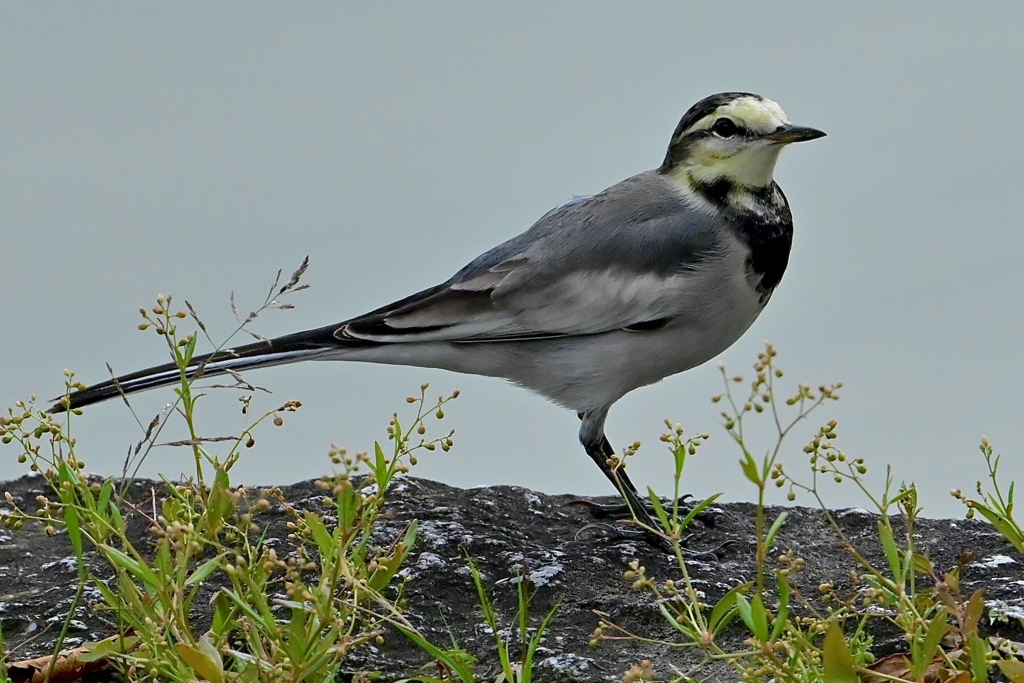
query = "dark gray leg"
xmin=578 ymin=409 xmax=660 ymax=530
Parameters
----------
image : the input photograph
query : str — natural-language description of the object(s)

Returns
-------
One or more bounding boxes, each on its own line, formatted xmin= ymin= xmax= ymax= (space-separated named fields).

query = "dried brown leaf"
xmin=865 ymin=652 xmax=965 ymax=683
xmin=8 ymin=637 xmax=118 ymax=683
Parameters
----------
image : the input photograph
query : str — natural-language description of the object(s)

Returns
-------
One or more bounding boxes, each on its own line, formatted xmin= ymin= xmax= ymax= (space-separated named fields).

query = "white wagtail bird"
xmin=51 ymin=92 xmax=824 ymax=530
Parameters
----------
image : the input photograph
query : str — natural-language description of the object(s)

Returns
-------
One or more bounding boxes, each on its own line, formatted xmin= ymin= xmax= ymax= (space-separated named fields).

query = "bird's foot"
xmin=563 ymin=495 xmax=717 ymax=528
xmin=572 ymin=520 xmax=675 ymax=553
xmin=569 ymin=520 xmax=736 ymax=558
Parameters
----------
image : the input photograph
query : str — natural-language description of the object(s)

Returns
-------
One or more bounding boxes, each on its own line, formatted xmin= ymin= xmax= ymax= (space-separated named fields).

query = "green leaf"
xmin=390 ymin=623 xmax=476 ymax=683
xmin=770 ymin=573 xmax=792 ymax=641
xmin=678 ymin=493 xmax=722 ymax=532
xmin=922 ymin=610 xmax=948 ymax=661
xmin=92 ymin=579 xmax=124 ymax=619
xmin=749 ymin=594 xmax=769 ymax=643
xmin=735 ymin=593 xmax=769 ymax=642
xmin=108 ymin=499 xmax=124 ymax=532
xmin=220 ymin=588 xmax=271 ymax=629
xmin=402 ymin=519 xmax=418 ymax=549
xmin=368 ymin=555 xmax=403 ymax=592
xmin=822 ymin=621 xmax=859 ymax=683
xmin=183 ymin=333 xmax=198 ymax=366
xmin=522 ymin=601 xmax=561 ymax=683
xmin=963 ymin=588 xmax=985 ymax=639
xmin=912 ymin=552 xmax=934 ymax=577
xmin=889 ymin=487 xmax=915 ymax=506
xmin=285 ymin=607 xmax=311 ymax=664
xmin=672 ymin=444 xmax=687 ymax=478
xmin=374 ymin=442 xmax=388 ymax=479
xmin=185 ymin=556 xmax=224 ymax=587
xmin=63 ymin=504 xmax=84 ymax=559
xmin=304 ymin=510 xmax=335 ymax=557
xmin=967 ymin=503 xmax=1024 ymax=555
xmin=114 ymin=571 xmax=149 ymax=620
xmin=739 ymin=454 xmax=760 ymax=485
xmin=656 ymin=602 xmax=699 ymax=640
xmin=368 ymin=522 xmax=417 ymax=593
xmin=153 ymin=539 xmax=171 ymax=580
xmin=78 ymin=635 xmax=138 ymax=663
xmin=57 ymin=462 xmax=77 ymax=498
xmin=103 ymin=545 xmax=160 ymax=589
xmin=734 ymin=592 xmax=753 ymax=629
xmin=647 ymin=487 xmax=671 ymax=530
xmin=967 ymin=634 xmax=988 ymax=683
xmin=234 ymin=659 xmax=261 ymax=683
xmin=911 ymin=611 xmax=948 ymax=678
xmin=465 ymin=555 xmax=506 ymax=671
xmin=203 ymin=467 xmax=234 ymax=537
xmin=764 ymin=511 xmax=789 ymax=551
xmin=877 ymin=520 xmax=902 ymax=579
xmin=211 ymin=592 xmax=233 ymax=636
xmin=709 ymin=582 xmax=751 ymax=636
xmin=213 ymin=468 xmax=233 ymax=518
xmin=334 ymin=477 xmax=358 ymax=532
xmin=97 ymin=478 xmax=114 ymax=516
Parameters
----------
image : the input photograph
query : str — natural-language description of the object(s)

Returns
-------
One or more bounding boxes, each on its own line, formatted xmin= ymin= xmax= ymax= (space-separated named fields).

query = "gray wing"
xmin=342 ymin=170 xmax=725 ymax=342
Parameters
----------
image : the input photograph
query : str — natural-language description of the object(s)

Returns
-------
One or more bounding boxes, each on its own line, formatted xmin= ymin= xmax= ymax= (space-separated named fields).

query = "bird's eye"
xmin=711 ymin=117 xmax=740 ymax=138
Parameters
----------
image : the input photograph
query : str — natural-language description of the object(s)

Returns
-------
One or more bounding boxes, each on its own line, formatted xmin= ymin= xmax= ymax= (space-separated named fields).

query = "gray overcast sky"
xmin=2 ymin=4 xmax=1022 ymax=517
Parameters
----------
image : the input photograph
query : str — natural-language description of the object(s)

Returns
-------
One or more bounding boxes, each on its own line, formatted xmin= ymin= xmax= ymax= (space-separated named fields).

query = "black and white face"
xmin=667 ymin=94 xmax=823 ymax=189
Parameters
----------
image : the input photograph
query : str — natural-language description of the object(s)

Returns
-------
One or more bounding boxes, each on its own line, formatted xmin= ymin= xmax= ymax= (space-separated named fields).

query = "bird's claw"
xmin=560 ymin=496 xmax=716 ymax=527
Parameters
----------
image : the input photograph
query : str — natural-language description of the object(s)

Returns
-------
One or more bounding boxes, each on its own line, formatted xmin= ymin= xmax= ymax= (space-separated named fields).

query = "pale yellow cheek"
xmin=675 ymin=144 xmax=783 ymax=188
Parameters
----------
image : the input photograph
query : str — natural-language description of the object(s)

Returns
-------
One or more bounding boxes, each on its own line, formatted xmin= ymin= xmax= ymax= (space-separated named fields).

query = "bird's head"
xmin=660 ymin=92 xmax=824 ymax=199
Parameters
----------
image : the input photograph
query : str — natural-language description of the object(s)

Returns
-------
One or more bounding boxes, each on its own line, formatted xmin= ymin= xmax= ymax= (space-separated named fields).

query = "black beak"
xmin=762 ymin=124 xmax=827 ymax=144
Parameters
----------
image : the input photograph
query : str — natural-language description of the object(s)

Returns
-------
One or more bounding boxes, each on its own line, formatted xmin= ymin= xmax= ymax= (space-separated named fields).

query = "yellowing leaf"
xmin=997 ymin=659 xmax=1024 ymax=683
xmin=176 ymin=637 xmax=224 ymax=683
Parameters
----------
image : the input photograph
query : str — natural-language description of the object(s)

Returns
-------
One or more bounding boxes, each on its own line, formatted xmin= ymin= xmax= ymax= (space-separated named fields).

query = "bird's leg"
xmin=581 ymin=432 xmax=661 ymax=531
xmin=575 ymin=408 xmax=663 ymax=530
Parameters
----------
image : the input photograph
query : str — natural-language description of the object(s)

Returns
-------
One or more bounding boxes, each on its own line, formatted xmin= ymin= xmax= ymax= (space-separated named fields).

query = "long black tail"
xmin=50 ymin=322 xmax=353 ymax=413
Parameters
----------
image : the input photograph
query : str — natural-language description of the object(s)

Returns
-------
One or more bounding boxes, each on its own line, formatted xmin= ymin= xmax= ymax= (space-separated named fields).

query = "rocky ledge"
xmin=2 ymin=475 xmax=1023 ymax=682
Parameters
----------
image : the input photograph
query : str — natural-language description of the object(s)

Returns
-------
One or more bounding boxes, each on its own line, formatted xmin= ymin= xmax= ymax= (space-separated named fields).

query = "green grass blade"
xmin=647 ymin=487 xmax=670 ymax=530
xmin=764 ymin=511 xmax=789 ymax=551
xmin=184 ymin=556 xmax=224 ymax=587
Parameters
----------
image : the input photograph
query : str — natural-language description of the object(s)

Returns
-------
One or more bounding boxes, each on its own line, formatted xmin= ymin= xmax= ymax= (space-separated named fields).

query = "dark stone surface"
xmin=2 ymin=475 xmax=1023 ymax=682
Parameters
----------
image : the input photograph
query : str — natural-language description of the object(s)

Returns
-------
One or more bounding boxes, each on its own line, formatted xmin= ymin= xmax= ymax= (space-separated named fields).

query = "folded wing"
xmin=340 ymin=173 xmax=724 ymax=343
